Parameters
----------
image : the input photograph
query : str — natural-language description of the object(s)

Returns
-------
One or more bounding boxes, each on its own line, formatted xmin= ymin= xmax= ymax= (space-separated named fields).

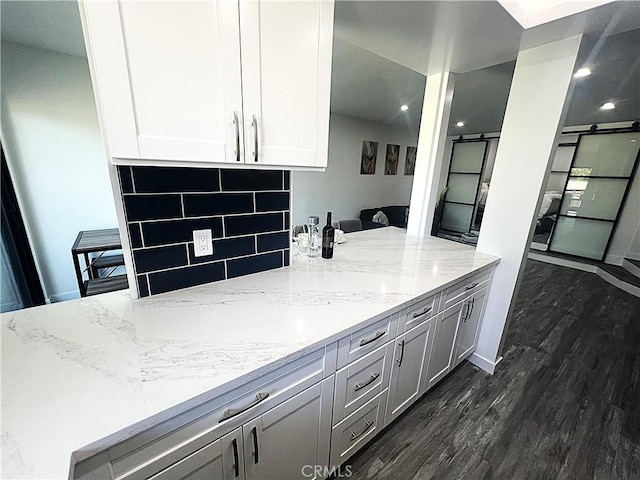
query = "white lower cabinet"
xmin=242 ymin=378 xmax=333 ymax=480
xmin=454 ymin=287 xmax=489 ymax=366
xmin=148 ymin=378 xmax=333 ymax=480
xmin=425 ymin=303 xmax=464 ymax=390
xmin=329 ymin=389 xmax=388 ymax=468
xmin=384 ymin=319 xmax=433 ymax=426
xmin=149 ymin=440 xmax=223 ymax=480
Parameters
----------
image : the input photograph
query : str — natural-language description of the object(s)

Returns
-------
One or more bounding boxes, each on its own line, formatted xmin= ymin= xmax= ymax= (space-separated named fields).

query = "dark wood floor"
xmin=344 ymin=260 xmax=640 ymax=480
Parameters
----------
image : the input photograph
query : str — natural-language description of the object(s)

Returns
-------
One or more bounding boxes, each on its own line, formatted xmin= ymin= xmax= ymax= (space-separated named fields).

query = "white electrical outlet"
xmin=193 ymin=229 xmax=213 ymax=257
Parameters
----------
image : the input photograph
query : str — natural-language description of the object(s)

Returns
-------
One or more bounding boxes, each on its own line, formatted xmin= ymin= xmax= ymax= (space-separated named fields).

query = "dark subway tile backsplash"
xmin=257 ymin=232 xmax=290 ymax=253
xmin=119 ymin=167 xmax=134 ymax=194
xmin=117 ymin=166 xmax=290 ymax=297
xmin=188 ymin=236 xmax=256 ymax=264
xmin=227 ymin=252 xmax=282 ymax=279
xmin=123 ymin=195 xmax=183 ymax=222
xmin=137 ymin=275 xmax=149 ymax=297
xmin=184 ymin=193 xmax=254 ymax=217
xmin=148 ymin=262 xmax=226 ymax=295
xmin=224 ymin=213 xmax=283 ymax=237
xmin=255 ymin=192 xmax=289 ymax=212
xmin=132 ymin=166 xmax=220 ymax=193
xmin=128 ymin=223 xmax=143 ymax=249
xmin=142 ymin=217 xmax=224 ymax=247
xmin=133 ymin=245 xmax=188 ymax=274
xmin=221 ymin=169 xmax=283 ymax=191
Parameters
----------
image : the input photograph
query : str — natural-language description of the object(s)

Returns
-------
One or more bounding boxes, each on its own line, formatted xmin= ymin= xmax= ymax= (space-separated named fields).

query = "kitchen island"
xmin=1 ymin=228 xmax=499 ymax=479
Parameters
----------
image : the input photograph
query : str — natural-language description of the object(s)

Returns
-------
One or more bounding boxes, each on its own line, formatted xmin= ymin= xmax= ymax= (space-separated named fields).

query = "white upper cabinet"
xmin=239 ymin=0 xmax=332 ymax=168
xmin=80 ymin=0 xmax=333 ymax=169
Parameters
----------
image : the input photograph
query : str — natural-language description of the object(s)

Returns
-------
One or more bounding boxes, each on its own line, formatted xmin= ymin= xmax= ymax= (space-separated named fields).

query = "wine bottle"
xmin=322 ymin=212 xmax=335 ymax=259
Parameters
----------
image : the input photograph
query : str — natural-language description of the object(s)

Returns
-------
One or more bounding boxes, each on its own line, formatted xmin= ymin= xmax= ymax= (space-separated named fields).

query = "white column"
xmin=472 ymin=35 xmax=583 ymax=373
xmin=407 ymin=72 xmax=454 ymax=237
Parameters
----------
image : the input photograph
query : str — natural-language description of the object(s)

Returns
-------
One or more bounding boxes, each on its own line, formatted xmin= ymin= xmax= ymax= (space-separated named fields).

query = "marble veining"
xmin=1 ymin=228 xmax=499 ymax=480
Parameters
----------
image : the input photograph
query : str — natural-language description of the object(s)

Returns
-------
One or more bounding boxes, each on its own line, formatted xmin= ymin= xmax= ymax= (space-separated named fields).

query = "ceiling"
xmin=2 ymin=0 xmax=638 ymax=136
xmin=330 ymin=37 xmax=426 ymax=135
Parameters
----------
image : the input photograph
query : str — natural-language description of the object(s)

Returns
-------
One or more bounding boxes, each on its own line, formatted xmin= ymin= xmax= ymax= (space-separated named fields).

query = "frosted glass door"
xmin=440 ymin=141 xmax=487 ymax=233
xmin=559 ymin=178 xmax=628 ymax=220
xmin=549 ymin=131 xmax=639 ymax=260
xmin=550 ymin=217 xmax=613 ymax=260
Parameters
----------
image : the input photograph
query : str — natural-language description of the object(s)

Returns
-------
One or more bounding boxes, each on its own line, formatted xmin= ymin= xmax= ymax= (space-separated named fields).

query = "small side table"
xmin=71 ymin=228 xmax=127 ymax=297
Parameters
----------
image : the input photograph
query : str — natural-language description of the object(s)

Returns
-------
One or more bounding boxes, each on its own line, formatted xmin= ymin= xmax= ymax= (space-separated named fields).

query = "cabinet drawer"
xmin=443 ymin=268 xmax=492 ymax=310
xmin=329 ymin=389 xmax=388 ymax=468
xmin=333 ymin=342 xmax=394 ymax=424
xmin=398 ymin=293 xmax=439 ymax=334
xmin=336 ymin=313 xmax=398 ymax=369
xmin=109 ymin=347 xmax=328 ymax=480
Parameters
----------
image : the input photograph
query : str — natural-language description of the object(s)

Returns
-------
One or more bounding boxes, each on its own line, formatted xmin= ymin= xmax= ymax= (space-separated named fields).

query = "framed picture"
xmin=385 ymin=144 xmax=400 ymax=175
xmin=405 ymin=146 xmax=417 ymax=175
xmin=360 ymin=140 xmax=378 ymax=174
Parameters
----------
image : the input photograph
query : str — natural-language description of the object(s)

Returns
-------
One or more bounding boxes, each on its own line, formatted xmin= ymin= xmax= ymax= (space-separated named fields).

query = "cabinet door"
xmin=425 ymin=303 xmax=464 ymax=390
xmin=239 ymin=0 xmax=334 ymax=168
xmin=454 ymin=287 xmax=488 ymax=366
xmin=81 ymin=0 xmax=243 ymax=163
xmin=149 ymin=439 xmax=225 ymax=480
xmin=385 ymin=319 xmax=432 ymax=426
xmin=243 ymin=378 xmax=334 ymax=480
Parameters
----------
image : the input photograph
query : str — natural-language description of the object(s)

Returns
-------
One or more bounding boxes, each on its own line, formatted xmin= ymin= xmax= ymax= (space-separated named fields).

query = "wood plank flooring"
xmin=343 ymin=260 xmax=640 ymax=480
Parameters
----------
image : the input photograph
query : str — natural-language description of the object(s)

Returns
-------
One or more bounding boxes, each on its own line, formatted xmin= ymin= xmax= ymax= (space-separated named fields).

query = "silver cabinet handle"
xmin=231 ymin=438 xmax=240 ymax=477
xmin=233 ymin=111 xmax=241 ymax=162
xmin=468 ymin=297 xmax=475 ymax=320
xmin=396 ymin=340 xmax=405 ymax=366
xmin=354 ymin=373 xmax=380 ymax=392
xmin=462 ymin=301 xmax=469 ymax=323
xmin=359 ymin=330 xmax=385 ymax=347
xmin=251 ymin=426 xmax=259 ymax=464
xmin=465 ymin=282 xmax=479 ymax=291
xmin=251 ymin=114 xmax=258 ymax=162
xmin=350 ymin=420 xmax=374 ymax=441
xmin=219 ymin=392 xmax=269 ymax=422
xmin=412 ymin=306 xmax=432 ymax=318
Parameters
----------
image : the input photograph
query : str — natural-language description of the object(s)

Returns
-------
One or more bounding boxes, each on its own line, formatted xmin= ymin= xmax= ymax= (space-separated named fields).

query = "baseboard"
xmin=625 ymin=252 xmax=640 ymax=261
xmin=622 ymin=259 xmax=640 ymax=278
xmin=527 ymin=252 xmax=598 ymax=273
xmin=596 ymin=269 xmax=640 ymax=298
xmin=530 ymin=242 xmax=548 ymax=251
xmin=49 ymin=291 xmax=80 ymax=303
xmin=468 ymin=352 xmax=502 ymax=374
xmin=604 ymin=254 xmax=624 ymax=266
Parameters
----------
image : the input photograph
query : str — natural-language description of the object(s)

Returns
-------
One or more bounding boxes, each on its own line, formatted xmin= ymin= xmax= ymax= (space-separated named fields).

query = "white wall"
xmin=292 ymin=113 xmax=418 ymax=226
xmin=1 ymin=42 xmax=118 ymax=302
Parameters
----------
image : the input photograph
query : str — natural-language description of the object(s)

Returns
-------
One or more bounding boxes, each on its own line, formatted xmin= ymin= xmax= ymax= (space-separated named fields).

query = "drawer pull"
xmin=354 ymin=373 xmax=380 ymax=392
xmin=465 ymin=282 xmax=479 ymax=291
xmin=231 ymin=438 xmax=240 ymax=477
xmin=359 ymin=330 xmax=385 ymax=347
xmin=412 ymin=306 xmax=432 ymax=318
xmin=220 ymin=392 xmax=269 ymax=422
xmin=350 ymin=420 xmax=374 ymax=441
xmin=251 ymin=426 xmax=259 ymax=464
xmin=396 ymin=340 xmax=405 ymax=367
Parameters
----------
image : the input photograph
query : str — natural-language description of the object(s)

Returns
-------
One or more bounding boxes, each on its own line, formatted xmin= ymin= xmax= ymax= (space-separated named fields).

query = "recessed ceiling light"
xmin=456 ymin=121 xmax=465 ymax=127
xmin=600 ymin=102 xmax=615 ymax=110
xmin=574 ymin=68 xmax=591 ymax=78
xmin=400 ymin=104 xmax=409 ymax=111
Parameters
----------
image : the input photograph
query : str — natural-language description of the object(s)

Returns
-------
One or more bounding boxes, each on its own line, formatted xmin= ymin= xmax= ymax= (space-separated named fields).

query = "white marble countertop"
xmin=1 ymin=228 xmax=499 ymax=479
